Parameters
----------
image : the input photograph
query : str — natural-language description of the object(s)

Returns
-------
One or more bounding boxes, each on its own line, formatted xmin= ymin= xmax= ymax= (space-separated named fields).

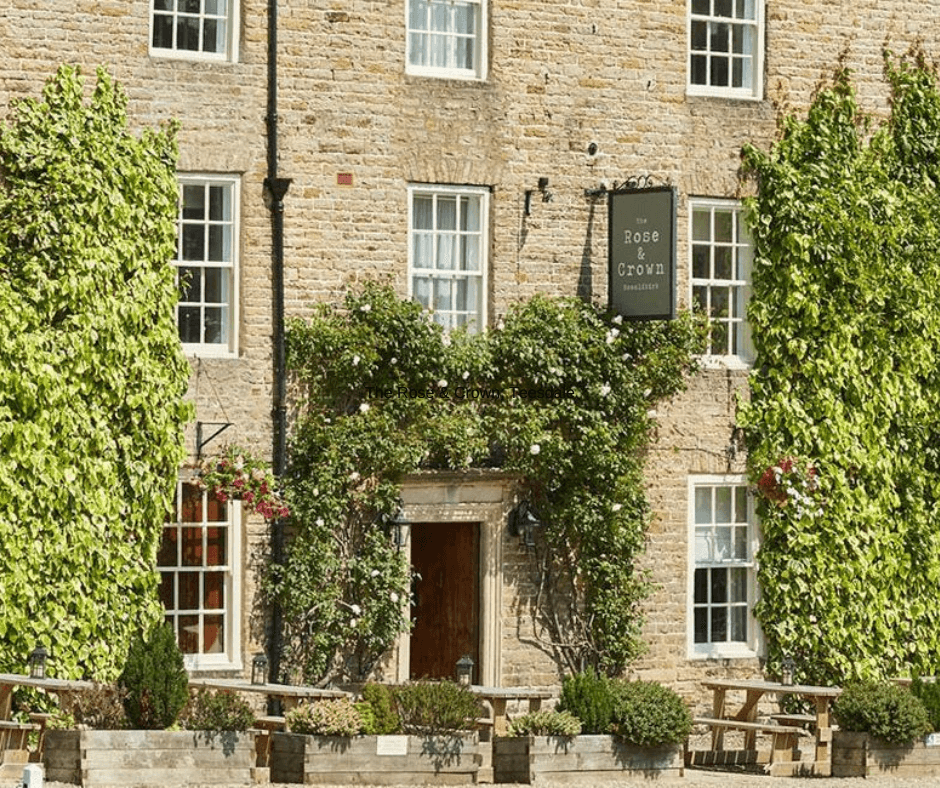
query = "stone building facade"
xmin=1 ymin=0 xmax=937 ymax=708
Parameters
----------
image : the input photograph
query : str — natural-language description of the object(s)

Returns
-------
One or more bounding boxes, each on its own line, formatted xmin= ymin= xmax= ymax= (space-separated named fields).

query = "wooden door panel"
xmin=410 ymin=522 xmax=480 ymax=682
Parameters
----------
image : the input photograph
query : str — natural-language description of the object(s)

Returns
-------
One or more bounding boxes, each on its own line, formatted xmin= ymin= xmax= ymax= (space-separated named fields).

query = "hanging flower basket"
xmin=757 ymin=456 xmax=821 ymax=514
xmin=197 ymin=445 xmax=289 ymax=521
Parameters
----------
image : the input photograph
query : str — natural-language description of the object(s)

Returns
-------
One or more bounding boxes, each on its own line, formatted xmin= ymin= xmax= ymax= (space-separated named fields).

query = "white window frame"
xmin=174 ymin=175 xmax=240 ymax=358
xmin=408 ymin=184 xmax=489 ymax=332
xmin=689 ymin=198 xmax=753 ymax=367
xmin=149 ymin=0 xmax=239 ymax=63
xmin=159 ymin=480 xmax=243 ymax=672
xmin=405 ymin=0 xmax=487 ymax=81
xmin=687 ymin=0 xmax=763 ymax=100
xmin=688 ymin=475 xmax=761 ymax=660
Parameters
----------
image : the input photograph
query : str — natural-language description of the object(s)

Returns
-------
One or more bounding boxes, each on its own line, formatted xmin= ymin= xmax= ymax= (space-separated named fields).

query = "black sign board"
xmin=608 ymin=187 xmax=676 ymax=320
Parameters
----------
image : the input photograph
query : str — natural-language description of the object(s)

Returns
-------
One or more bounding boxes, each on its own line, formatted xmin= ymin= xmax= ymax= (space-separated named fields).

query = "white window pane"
xmin=461 ymin=236 xmax=479 ymax=271
xmin=409 ymin=32 xmax=428 ymax=65
xmin=435 ymin=281 xmax=453 ymax=312
xmin=409 ymin=0 xmax=427 ymax=30
xmin=734 ymin=525 xmax=748 ymax=560
xmin=730 ymin=606 xmax=747 ymax=641
xmin=413 ymin=196 xmax=433 ymax=230
xmin=735 ymin=486 xmax=747 ymax=521
xmin=437 ymin=234 xmax=456 ymax=269
xmin=430 ymin=1 xmax=449 ymax=34
xmin=695 ymin=526 xmax=711 ymax=561
xmin=437 ymin=196 xmax=457 ymax=230
xmin=413 ymin=231 xmax=433 ymax=267
xmin=695 ymin=487 xmax=711 ymax=524
xmin=413 ymin=276 xmax=432 ymax=308
xmin=715 ymin=486 xmax=732 ymax=523
xmin=714 ymin=526 xmax=732 ymax=560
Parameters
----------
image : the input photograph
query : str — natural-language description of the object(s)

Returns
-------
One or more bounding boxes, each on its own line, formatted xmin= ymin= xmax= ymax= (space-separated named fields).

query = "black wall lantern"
xmin=252 ymin=652 xmax=269 ymax=685
xmin=509 ymin=500 xmax=543 ymax=548
xmin=379 ymin=498 xmax=409 ymax=549
xmin=28 ymin=646 xmax=48 ymax=679
xmin=456 ymin=654 xmax=474 ymax=686
xmin=781 ymin=655 xmax=796 ymax=686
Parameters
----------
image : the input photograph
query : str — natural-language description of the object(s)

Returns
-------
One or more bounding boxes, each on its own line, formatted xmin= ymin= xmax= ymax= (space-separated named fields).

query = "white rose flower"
xmin=600 ymin=384 xmax=611 ymax=397
xmin=352 ymin=354 xmax=360 ymax=366
xmin=360 ymin=303 xmax=371 ymax=312
xmin=359 ymin=402 xmax=370 ymax=413
xmin=390 ymin=592 xmax=400 ymax=603
xmin=351 ymin=604 xmax=361 ymax=615
xmin=437 ymin=379 xmax=448 ymax=388
xmin=612 ymin=314 xmax=623 ymax=325
xmin=530 ymin=444 xmax=541 ymax=456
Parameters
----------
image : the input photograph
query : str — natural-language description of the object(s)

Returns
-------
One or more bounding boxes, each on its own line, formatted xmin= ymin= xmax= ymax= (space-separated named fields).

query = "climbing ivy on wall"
xmin=0 ymin=67 xmax=192 ymax=679
xmin=277 ymin=283 xmax=704 ymax=683
xmin=741 ymin=51 xmax=940 ymax=685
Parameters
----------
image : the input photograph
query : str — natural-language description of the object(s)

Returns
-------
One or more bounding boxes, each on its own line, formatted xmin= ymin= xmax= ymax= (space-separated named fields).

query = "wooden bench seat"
xmin=693 ymin=717 xmax=807 ymax=770
xmin=770 ymin=712 xmax=817 ymax=728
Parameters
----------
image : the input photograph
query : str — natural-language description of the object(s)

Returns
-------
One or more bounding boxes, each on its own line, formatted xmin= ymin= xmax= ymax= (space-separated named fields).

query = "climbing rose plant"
xmin=0 ymin=66 xmax=191 ymax=679
xmin=275 ymin=283 xmax=704 ymax=683
xmin=740 ymin=50 xmax=940 ymax=686
xmin=198 ymin=445 xmax=288 ymax=521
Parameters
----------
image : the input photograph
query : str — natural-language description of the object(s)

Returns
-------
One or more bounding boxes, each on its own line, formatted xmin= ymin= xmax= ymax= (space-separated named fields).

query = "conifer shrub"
xmin=392 ymin=680 xmax=482 ymax=734
xmin=119 ymin=623 xmax=189 ymax=729
xmin=360 ymin=682 xmax=401 ymax=734
xmin=556 ymin=669 xmax=614 ymax=734
xmin=834 ymin=681 xmax=932 ymax=744
xmin=609 ymin=680 xmax=692 ymax=746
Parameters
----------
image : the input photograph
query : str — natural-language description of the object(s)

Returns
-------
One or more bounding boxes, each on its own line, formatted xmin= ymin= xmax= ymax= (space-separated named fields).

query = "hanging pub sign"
xmin=608 ymin=186 xmax=676 ymax=320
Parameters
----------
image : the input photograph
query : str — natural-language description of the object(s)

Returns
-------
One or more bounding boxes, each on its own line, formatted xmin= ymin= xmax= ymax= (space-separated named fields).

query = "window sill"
xmin=686 ymin=87 xmax=762 ymax=102
xmin=697 ymin=355 xmax=753 ymax=372
xmin=405 ymin=68 xmax=486 ymax=83
xmin=690 ymin=644 xmax=759 ymax=661
xmin=184 ymin=655 xmax=243 ymax=673
xmin=183 ymin=346 xmax=239 ymax=360
xmin=149 ymin=49 xmax=235 ymax=65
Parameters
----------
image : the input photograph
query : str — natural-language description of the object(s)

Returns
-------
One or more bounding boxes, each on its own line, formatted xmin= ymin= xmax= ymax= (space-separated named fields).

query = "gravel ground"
xmin=2 ymin=772 xmax=940 ymax=788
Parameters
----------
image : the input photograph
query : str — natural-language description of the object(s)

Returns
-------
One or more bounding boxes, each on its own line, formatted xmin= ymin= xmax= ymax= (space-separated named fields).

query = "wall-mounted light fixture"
xmin=252 ymin=652 xmax=269 ymax=685
xmin=456 ymin=654 xmax=475 ymax=686
xmin=378 ymin=498 xmax=409 ymax=549
xmin=508 ymin=500 xmax=543 ymax=549
xmin=28 ymin=646 xmax=48 ymax=679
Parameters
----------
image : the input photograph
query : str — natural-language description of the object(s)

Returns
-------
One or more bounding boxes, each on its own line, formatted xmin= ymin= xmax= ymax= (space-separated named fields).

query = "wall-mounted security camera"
xmin=587 ymin=142 xmax=599 ymax=157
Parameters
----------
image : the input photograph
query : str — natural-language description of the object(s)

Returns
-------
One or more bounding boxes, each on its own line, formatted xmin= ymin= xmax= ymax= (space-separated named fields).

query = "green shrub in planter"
xmin=393 ymin=680 xmax=483 ymax=734
xmin=609 ymin=680 xmax=692 ymax=746
xmin=360 ymin=682 xmax=401 ymax=734
xmin=556 ymin=669 xmax=614 ymax=734
xmin=119 ymin=623 xmax=189 ymax=729
xmin=286 ymin=697 xmax=363 ymax=736
xmin=911 ymin=677 xmax=940 ymax=733
xmin=834 ymin=681 xmax=931 ymax=744
xmin=182 ymin=689 xmax=255 ymax=732
xmin=508 ymin=709 xmax=582 ymax=737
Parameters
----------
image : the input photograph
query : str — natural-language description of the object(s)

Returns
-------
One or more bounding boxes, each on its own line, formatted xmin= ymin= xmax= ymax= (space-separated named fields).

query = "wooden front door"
xmin=409 ymin=521 xmax=480 ymax=683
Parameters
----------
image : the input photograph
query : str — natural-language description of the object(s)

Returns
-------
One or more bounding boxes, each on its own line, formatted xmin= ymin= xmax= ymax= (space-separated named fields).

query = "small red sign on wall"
xmin=337 ymin=172 xmax=354 ymax=187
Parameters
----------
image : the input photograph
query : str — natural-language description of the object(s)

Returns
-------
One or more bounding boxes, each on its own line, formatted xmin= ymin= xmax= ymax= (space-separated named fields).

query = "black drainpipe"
xmin=265 ymin=0 xmax=291 ymax=698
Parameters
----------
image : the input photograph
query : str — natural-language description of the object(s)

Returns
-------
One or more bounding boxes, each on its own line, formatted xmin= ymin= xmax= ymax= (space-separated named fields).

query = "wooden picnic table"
xmin=187 ymin=677 xmax=349 ymax=712
xmin=693 ymin=678 xmax=842 ymax=776
xmin=0 ymin=672 xmax=100 ymax=778
xmin=469 ymin=685 xmax=552 ymax=736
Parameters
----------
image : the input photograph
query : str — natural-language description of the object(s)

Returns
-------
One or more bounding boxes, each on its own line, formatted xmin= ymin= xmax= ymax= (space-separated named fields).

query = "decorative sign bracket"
xmin=196 ymin=421 xmax=233 ymax=458
xmin=585 ymin=174 xmax=656 ymax=198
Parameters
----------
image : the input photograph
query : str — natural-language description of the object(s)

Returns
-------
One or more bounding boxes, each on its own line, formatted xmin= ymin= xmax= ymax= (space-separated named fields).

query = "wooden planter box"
xmin=270 ymin=732 xmax=481 ymax=784
xmin=43 ymin=729 xmax=259 ymax=786
xmin=833 ymin=731 xmax=940 ymax=777
xmin=493 ymin=734 xmax=684 ymax=783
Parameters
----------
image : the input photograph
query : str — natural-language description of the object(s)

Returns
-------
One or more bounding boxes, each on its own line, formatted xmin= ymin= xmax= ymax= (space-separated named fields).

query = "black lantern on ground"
xmin=252 ymin=652 xmax=269 ymax=685
xmin=508 ymin=500 xmax=542 ymax=549
xmin=781 ymin=655 xmax=795 ymax=686
xmin=28 ymin=646 xmax=48 ymax=679
xmin=456 ymin=654 xmax=474 ymax=687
